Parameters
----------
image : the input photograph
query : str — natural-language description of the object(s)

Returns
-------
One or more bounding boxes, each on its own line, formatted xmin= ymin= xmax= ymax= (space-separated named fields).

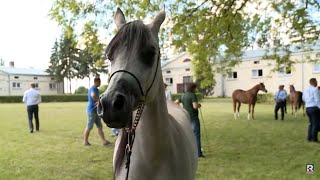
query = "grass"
xmin=0 ymin=101 xmax=319 ymax=180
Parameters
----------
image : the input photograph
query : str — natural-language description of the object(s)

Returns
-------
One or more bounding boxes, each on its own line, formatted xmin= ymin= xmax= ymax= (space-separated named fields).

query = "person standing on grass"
xmin=175 ymin=83 xmax=205 ymax=158
xmin=22 ymin=83 xmax=41 ymax=133
xmin=83 ymin=77 xmax=110 ymax=146
xmin=164 ymin=83 xmax=172 ymax=101
xmin=274 ymin=85 xmax=287 ymax=120
xmin=302 ymin=78 xmax=320 ymax=143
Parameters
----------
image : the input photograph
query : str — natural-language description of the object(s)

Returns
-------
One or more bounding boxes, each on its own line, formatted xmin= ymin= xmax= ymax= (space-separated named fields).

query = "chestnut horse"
xmin=289 ymin=85 xmax=305 ymax=116
xmin=232 ymin=83 xmax=268 ymax=120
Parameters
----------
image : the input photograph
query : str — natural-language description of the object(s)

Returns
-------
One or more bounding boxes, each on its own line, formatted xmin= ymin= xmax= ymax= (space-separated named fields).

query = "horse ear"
xmin=114 ymin=8 xmax=126 ymax=30
xmin=148 ymin=8 xmax=166 ymax=35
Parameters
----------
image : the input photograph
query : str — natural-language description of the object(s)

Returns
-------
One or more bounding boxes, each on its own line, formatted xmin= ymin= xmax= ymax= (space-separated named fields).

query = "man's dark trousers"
xmin=27 ymin=105 xmax=39 ymax=131
xmin=306 ymin=107 xmax=320 ymax=142
xmin=275 ymin=101 xmax=285 ymax=120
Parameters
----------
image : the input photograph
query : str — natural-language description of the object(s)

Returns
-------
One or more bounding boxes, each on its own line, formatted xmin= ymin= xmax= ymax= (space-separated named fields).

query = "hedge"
xmin=256 ymin=93 xmax=290 ymax=104
xmin=0 ymin=93 xmax=204 ymax=103
xmin=0 ymin=95 xmax=88 ymax=103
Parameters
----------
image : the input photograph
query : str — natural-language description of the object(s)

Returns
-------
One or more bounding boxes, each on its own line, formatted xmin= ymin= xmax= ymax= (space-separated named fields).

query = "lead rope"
xmin=124 ymin=99 xmax=145 ymax=180
xmin=122 ymin=51 xmax=160 ymax=180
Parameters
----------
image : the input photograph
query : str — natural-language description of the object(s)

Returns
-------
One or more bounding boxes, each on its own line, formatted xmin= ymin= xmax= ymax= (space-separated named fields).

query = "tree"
xmin=49 ymin=0 xmax=320 ymax=94
xmin=0 ymin=58 xmax=5 ymax=66
xmin=47 ymin=30 xmax=80 ymax=94
xmin=74 ymin=86 xmax=88 ymax=94
xmin=47 ymin=40 xmax=64 ymax=81
xmin=99 ymin=84 xmax=108 ymax=95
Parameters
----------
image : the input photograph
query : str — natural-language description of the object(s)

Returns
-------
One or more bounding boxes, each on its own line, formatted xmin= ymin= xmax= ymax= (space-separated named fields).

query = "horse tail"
xmin=298 ymin=92 xmax=303 ymax=109
xmin=232 ymin=91 xmax=237 ymax=113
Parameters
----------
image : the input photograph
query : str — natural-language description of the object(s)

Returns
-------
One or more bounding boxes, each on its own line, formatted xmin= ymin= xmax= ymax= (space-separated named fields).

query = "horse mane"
xmin=105 ymin=20 xmax=152 ymax=60
xmin=250 ymin=83 xmax=261 ymax=91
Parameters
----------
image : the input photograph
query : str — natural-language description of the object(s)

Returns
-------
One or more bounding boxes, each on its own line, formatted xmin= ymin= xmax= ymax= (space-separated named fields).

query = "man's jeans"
xmin=306 ymin=107 xmax=320 ymax=141
xmin=27 ymin=105 xmax=39 ymax=131
xmin=191 ymin=117 xmax=203 ymax=157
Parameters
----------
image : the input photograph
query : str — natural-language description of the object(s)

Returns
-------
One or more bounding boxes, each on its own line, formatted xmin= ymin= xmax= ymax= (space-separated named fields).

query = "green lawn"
xmin=0 ymin=101 xmax=318 ymax=180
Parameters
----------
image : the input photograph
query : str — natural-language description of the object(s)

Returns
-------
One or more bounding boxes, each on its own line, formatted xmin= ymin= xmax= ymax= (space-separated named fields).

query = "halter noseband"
xmin=108 ymin=51 xmax=160 ymax=180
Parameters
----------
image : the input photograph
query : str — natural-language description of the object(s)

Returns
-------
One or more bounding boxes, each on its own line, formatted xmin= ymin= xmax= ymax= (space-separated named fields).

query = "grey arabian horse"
xmin=232 ymin=83 xmax=268 ymax=120
xmin=98 ymin=8 xmax=197 ymax=180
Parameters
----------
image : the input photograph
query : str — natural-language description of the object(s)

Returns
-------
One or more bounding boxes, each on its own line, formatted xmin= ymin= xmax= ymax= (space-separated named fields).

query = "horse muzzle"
xmin=98 ymin=92 xmax=134 ymax=128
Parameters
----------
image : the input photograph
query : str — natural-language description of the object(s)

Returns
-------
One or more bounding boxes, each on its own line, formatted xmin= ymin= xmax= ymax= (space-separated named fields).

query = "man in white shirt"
xmin=22 ymin=83 xmax=42 ymax=133
xmin=274 ymin=85 xmax=287 ymax=120
xmin=164 ymin=83 xmax=172 ymax=101
xmin=302 ymin=78 xmax=320 ymax=143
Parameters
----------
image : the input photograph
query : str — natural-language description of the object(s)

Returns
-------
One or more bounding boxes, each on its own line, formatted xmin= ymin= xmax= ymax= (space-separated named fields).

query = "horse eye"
xmin=106 ymin=53 xmax=114 ymax=61
xmin=141 ymin=51 xmax=155 ymax=66
xmin=140 ymin=47 xmax=156 ymax=66
xmin=108 ymin=57 xmax=114 ymax=61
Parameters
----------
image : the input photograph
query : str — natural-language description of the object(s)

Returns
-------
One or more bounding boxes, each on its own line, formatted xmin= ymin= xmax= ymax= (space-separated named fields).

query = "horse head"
xmin=289 ymin=84 xmax=295 ymax=92
xmin=98 ymin=8 xmax=165 ymax=128
xmin=259 ymin=82 xmax=268 ymax=93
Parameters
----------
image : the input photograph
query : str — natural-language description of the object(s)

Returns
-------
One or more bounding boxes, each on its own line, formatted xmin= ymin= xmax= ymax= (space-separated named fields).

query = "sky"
xmin=0 ymin=0 xmax=60 ymax=69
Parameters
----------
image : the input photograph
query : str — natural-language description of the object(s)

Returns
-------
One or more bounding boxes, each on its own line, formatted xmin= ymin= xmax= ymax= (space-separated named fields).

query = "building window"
xmin=183 ymin=76 xmax=193 ymax=83
xmin=185 ymin=68 xmax=190 ymax=71
xmin=34 ymin=77 xmax=38 ymax=80
xmin=183 ymin=59 xmax=191 ymax=62
xmin=227 ymin=71 xmax=238 ymax=79
xmin=34 ymin=83 xmax=39 ymax=88
xmin=49 ymin=83 xmax=56 ymax=89
xmin=252 ymin=69 xmax=263 ymax=78
xmin=279 ymin=66 xmax=291 ymax=75
xmin=166 ymin=70 xmax=171 ymax=74
xmin=165 ymin=78 xmax=173 ymax=85
xmin=253 ymin=61 xmax=260 ymax=64
xmin=14 ymin=76 xmax=19 ymax=79
xmin=12 ymin=82 xmax=21 ymax=88
xmin=313 ymin=64 xmax=320 ymax=73
xmin=51 ymin=77 xmax=55 ymax=80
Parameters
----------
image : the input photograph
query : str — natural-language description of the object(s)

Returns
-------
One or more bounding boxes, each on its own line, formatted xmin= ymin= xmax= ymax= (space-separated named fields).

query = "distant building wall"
xmin=162 ymin=46 xmax=320 ymax=97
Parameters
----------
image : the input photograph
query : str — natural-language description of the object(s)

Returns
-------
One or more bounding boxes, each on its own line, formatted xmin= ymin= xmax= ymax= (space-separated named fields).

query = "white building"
xmin=0 ymin=62 xmax=64 ymax=96
xmin=162 ymin=43 xmax=320 ymax=97
xmin=162 ymin=52 xmax=193 ymax=94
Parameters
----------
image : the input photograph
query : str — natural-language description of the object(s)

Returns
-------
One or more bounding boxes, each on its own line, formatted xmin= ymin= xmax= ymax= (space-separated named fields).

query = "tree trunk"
xmin=69 ymin=78 xmax=72 ymax=94
xmin=88 ymin=76 xmax=91 ymax=88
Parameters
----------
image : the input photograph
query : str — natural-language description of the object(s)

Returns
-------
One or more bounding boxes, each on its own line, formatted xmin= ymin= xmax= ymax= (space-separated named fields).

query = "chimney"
xmin=9 ymin=61 xmax=14 ymax=68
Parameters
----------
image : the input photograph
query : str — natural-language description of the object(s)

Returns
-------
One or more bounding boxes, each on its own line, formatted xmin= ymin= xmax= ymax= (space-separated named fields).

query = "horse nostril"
xmin=97 ymin=99 xmax=104 ymax=116
xmin=113 ymin=94 xmax=126 ymax=111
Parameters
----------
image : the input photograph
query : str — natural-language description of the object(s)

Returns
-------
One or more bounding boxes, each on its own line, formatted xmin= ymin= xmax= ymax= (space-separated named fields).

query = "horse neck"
xmin=135 ymin=78 xmax=170 ymax=149
xmin=248 ymin=85 xmax=260 ymax=95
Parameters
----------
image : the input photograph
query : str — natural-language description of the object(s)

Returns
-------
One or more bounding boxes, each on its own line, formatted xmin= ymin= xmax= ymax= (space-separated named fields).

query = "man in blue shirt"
xmin=83 ymin=77 xmax=110 ymax=146
xmin=302 ymin=78 xmax=320 ymax=143
xmin=274 ymin=85 xmax=287 ymax=120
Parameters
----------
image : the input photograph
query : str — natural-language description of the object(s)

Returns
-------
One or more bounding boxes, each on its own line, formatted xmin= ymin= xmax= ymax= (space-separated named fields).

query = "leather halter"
xmin=108 ymin=51 xmax=160 ymax=180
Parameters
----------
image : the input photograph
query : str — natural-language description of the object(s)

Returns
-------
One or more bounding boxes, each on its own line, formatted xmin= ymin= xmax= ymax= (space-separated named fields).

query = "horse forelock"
xmin=105 ymin=20 xmax=153 ymax=61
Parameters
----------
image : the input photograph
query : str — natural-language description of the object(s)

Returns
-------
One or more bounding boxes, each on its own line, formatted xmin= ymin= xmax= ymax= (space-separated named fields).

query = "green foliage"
xmin=0 ymin=95 xmax=87 ymax=103
xmin=48 ymin=0 xmax=320 ymax=93
xmin=256 ymin=93 xmax=274 ymax=103
xmin=74 ymin=86 xmax=88 ymax=94
xmin=99 ymin=84 xmax=108 ymax=94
